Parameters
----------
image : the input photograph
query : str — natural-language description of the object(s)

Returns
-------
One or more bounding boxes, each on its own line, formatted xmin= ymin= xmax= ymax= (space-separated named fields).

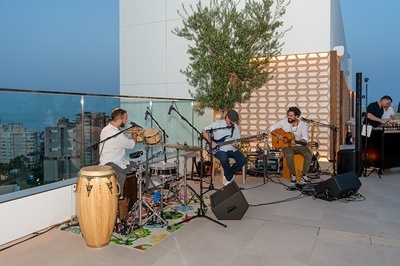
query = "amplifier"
xmin=252 ymin=157 xmax=281 ymax=172
xmin=267 ymin=158 xmax=281 ymax=172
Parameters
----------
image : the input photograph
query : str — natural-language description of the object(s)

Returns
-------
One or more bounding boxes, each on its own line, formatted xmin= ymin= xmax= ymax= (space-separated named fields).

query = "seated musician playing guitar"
xmin=268 ymin=106 xmax=312 ymax=186
xmin=202 ymin=110 xmax=247 ymax=186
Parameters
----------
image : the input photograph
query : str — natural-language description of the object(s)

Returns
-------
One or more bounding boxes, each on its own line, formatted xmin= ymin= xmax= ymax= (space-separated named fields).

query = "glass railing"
xmin=0 ymin=88 xmax=212 ymax=201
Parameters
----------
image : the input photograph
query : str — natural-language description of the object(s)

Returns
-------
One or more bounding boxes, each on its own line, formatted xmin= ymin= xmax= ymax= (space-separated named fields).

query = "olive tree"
xmin=173 ymin=0 xmax=290 ymax=114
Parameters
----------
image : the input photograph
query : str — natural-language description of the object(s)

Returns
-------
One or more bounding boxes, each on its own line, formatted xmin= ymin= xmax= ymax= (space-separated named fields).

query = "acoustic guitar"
xmin=271 ymin=128 xmax=318 ymax=149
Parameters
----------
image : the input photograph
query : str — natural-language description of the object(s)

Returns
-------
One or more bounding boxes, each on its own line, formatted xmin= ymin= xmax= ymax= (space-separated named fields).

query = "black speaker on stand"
xmin=210 ymin=181 xmax=249 ymax=220
xmin=337 ymin=149 xmax=357 ymax=174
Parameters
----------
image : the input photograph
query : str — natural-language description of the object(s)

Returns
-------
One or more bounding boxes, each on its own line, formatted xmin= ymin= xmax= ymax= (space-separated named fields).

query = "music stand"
xmin=169 ymin=107 xmax=226 ymax=228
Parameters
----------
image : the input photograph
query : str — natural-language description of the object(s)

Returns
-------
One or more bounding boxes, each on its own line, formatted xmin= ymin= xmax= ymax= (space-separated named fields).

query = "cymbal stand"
xmin=169 ymin=107 xmax=226 ymax=228
xmin=179 ymin=152 xmax=203 ymax=215
xmin=161 ymin=147 xmax=184 ymax=208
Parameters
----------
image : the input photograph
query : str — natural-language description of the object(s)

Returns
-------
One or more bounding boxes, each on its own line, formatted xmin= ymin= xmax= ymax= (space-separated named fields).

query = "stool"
xmin=282 ymin=154 xmax=304 ymax=180
xmin=211 ymin=157 xmax=246 ymax=184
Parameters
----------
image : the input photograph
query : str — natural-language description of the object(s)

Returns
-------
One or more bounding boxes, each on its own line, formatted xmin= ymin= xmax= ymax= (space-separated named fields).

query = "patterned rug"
xmin=59 ymin=195 xmax=210 ymax=252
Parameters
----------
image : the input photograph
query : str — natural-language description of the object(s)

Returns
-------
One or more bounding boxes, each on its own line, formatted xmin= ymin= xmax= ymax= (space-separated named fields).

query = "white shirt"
xmin=268 ymin=118 xmax=309 ymax=144
xmin=382 ymin=106 xmax=395 ymax=121
xmin=204 ymin=120 xmax=241 ymax=152
xmin=99 ymin=123 xmax=136 ymax=169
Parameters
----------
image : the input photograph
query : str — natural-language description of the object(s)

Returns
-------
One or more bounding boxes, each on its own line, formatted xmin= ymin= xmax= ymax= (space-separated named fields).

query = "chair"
xmin=211 ymin=156 xmax=246 ymax=184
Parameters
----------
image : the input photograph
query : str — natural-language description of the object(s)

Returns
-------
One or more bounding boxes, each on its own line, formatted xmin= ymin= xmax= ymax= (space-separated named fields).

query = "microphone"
xmin=144 ymin=108 xmax=149 ymax=120
xmin=301 ymin=117 xmax=311 ymax=123
xmin=129 ymin=151 xmax=143 ymax=159
xmin=168 ymin=101 xmax=175 ymax=115
xmin=127 ymin=120 xmax=142 ymax=128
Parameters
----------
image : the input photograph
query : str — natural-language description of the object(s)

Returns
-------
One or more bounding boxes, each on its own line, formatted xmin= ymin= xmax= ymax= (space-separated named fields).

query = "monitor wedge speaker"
xmin=210 ymin=181 xmax=248 ymax=220
xmin=315 ymin=171 xmax=361 ymax=200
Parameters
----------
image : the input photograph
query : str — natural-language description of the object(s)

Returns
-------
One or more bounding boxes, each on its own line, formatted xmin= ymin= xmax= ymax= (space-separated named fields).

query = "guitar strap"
xmin=230 ymin=125 xmax=234 ymax=137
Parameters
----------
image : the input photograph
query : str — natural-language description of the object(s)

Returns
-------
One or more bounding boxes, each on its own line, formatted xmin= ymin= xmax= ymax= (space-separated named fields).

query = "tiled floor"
xmin=1 ymin=167 xmax=400 ymax=266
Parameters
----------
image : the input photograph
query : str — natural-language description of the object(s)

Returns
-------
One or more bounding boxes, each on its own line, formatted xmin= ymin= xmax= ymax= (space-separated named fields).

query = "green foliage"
xmin=173 ymin=0 xmax=290 ymax=114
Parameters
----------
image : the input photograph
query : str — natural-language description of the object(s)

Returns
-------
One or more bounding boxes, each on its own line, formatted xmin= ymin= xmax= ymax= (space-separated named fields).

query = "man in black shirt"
xmin=365 ymin=95 xmax=392 ymax=127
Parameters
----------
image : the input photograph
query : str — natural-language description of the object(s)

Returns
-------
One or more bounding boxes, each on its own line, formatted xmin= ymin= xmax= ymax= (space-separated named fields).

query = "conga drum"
xmin=76 ymin=165 xmax=119 ymax=247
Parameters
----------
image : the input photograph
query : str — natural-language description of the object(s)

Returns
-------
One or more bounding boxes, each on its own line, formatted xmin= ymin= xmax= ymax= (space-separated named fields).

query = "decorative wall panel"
xmin=232 ymin=51 xmax=351 ymax=163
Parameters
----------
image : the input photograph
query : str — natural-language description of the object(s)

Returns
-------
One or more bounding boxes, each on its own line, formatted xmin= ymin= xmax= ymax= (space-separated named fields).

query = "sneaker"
xmin=300 ymin=174 xmax=311 ymax=183
xmin=290 ymin=174 xmax=296 ymax=184
xmin=223 ymin=175 xmax=235 ymax=186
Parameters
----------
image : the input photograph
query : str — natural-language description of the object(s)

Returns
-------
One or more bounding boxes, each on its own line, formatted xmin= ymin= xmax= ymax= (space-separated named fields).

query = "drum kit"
xmin=76 ymin=127 xmax=202 ymax=246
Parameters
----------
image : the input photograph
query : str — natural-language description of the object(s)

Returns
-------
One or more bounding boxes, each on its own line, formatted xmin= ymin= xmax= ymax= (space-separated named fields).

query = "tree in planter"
xmin=173 ymin=0 xmax=290 ymax=115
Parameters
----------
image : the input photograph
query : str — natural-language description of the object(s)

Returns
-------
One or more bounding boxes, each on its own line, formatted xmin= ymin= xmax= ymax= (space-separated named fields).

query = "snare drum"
xmin=143 ymin=128 xmax=162 ymax=145
xmin=149 ymin=162 xmax=177 ymax=177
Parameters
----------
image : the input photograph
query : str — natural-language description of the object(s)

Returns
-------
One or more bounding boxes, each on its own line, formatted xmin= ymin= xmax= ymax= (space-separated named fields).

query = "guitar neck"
xmin=219 ymin=135 xmax=260 ymax=147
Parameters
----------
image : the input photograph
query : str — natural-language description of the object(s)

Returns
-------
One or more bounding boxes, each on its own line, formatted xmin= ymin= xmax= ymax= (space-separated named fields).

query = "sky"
xmin=0 ymin=0 xmax=119 ymax=95
xmin=340 ymin=0 xmax=400 ymax=107
xmin=0 ymin=1 xmax=399 ymax=107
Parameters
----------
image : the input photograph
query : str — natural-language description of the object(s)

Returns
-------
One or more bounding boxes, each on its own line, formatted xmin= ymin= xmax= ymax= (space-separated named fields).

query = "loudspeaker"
xmin=210 ymin=181 xmax=249 ymax=220
xmin=337 ymin=149 xmax=357 ymax=174
xmin=314 ymin=172 xmax=361 ymax=199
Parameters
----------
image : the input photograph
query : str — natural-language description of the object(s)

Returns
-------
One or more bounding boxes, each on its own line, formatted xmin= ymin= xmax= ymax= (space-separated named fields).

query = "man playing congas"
xmin=99 ymin=108 xmax=142 ymax=191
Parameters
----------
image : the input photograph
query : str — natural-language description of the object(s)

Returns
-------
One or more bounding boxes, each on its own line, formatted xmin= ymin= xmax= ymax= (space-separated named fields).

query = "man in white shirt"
xmin=99 ymin=108 xmax=142 ymax=190
xmin=202 ymin=110 xmax=247 ymax=186
xmin=382 ymin=105 xmax=395 ymax=121
xmin=268 ymin=106 xmax=312 ymax=186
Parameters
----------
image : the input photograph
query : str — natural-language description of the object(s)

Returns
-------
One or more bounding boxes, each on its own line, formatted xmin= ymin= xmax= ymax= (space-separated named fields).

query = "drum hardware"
xmin=125 ymin=161 xmax=168 ymax=241
xmin=170 ymin=108 xmax=226 ymax=228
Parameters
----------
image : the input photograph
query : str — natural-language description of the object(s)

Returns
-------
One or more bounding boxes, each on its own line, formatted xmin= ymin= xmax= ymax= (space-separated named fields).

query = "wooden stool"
xmin=282 ymin=154 xmax=304 ymax=180
xmin=212 ymin=157 xmax=246 ymax=184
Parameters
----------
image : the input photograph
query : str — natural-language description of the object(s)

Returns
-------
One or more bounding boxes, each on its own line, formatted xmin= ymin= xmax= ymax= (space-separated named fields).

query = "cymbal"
xmin=150 ymin=142 xmax=201 ymax=152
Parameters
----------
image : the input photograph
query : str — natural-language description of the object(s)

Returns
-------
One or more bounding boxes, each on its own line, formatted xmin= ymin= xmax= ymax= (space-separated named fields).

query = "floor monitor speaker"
xmin=314 ymin=172 xmax=361 ymax=199
xmin=210 ymin=181 xmax=249 ymax=220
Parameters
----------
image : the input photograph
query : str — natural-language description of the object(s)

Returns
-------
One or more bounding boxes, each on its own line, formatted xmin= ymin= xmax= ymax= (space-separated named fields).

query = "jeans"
xmin=214 ymin=150 xmax=247 ymax=181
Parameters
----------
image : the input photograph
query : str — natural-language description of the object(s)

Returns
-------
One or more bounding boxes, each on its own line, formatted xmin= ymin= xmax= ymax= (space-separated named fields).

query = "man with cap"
xmin=202 ymin=110 xmax=247 ymax=186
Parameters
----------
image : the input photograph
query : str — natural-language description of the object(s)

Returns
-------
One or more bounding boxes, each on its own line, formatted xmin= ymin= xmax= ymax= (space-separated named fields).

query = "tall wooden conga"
xmin=76 ymin=165 xmax=119 ymax=247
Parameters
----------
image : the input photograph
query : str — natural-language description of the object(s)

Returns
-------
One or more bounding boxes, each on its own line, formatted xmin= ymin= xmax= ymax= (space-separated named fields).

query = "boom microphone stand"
xmin=301 ymin=117 xmax=338 ymax=175
xmin=169 ymin=106 xmax=226 ymax=228
xmin=145 ymin=107 xmax=169 ymax=162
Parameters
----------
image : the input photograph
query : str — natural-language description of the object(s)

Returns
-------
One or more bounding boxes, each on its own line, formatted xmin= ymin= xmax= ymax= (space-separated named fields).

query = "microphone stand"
xmin=302 ymin=118 xmax=338 ymax=176
xmin=146 ymin=109 xmax=169 ymax=162
xmin=170 ymin=108 xmax=227 ymax=228
xmin=86 ymin=124 xmax=137 ymax=151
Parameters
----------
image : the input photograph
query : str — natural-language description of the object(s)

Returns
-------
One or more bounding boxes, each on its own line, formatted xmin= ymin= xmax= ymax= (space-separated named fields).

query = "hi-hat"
xmin=149 ymin=142 xmax=201 ymax=152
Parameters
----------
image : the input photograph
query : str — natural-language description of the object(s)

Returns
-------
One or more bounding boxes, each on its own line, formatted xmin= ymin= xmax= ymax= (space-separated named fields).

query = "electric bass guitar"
xmin=208 ymin=132 xmax=267 ymax=154
xmin=271 ymin=128 xmax=319 ymax=149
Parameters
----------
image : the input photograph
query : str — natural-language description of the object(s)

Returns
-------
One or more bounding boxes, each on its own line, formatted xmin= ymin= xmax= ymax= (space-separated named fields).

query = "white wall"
xmin=120 ymin=0 xmax=347 ymax=98
xmin=0 ymin=183 xmax=76 ymax=246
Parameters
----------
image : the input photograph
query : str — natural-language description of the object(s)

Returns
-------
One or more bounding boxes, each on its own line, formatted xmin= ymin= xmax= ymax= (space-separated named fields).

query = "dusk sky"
xmin=0 ymin=0 xmax=398 ymax=107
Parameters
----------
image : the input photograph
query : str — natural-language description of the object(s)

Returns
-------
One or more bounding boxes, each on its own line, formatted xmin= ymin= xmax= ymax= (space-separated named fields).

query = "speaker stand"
xmin=358 ymin=151 xmax=381 ymax=178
